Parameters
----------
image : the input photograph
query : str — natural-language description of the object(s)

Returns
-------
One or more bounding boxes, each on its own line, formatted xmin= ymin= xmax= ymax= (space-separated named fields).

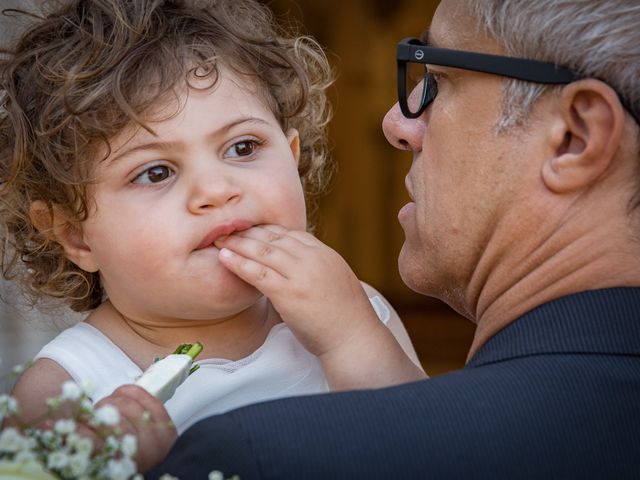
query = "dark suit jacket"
xmin=150 ymin=288 xmax=640 ymax=479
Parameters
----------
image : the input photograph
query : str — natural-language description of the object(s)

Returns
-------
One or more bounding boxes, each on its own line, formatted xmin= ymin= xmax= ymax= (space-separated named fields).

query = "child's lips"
xmin=195 ymin=219 xmax=253 ymax=250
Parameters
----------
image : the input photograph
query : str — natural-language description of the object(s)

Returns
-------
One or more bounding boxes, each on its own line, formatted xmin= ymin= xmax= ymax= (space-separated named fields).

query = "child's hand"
xmin=216 ymin=224 xmax=425 ymax=390
xmin=93 ymin=385 xmax=177 ymax=473
xmin=215 ymin=224 xmax=383 ymax=359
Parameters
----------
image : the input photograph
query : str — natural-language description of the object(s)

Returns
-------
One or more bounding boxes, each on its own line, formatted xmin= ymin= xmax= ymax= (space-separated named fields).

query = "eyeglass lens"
xmin=404 ymin=63 xmax=438 ymax=117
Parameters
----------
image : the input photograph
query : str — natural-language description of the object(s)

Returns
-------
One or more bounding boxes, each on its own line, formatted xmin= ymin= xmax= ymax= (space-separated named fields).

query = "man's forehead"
xmin=425 ymin=0 xmax=501 ymax=54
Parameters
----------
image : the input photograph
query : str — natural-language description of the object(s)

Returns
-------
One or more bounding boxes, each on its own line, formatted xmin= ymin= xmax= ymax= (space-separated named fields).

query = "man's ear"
xmin=542 ymin=79 xmax=625 ymax=194
xmin=286 ymin=128 xmax=301 ymax=166
xmin=29 ymin=201 xmax=99 ymax=273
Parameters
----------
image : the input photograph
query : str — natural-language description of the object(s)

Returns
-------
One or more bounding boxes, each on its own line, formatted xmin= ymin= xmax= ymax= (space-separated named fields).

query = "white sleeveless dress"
xmin=34 ymin=296 xmax=391 ymax=434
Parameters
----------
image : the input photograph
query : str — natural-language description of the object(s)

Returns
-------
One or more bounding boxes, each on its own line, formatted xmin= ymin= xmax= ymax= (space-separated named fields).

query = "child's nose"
xmin=187 ymin=168 xmax=241 ymax=213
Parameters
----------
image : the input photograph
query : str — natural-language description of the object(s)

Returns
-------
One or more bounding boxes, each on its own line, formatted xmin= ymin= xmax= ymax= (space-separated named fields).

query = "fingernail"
xmin=219 ymin=248 xmax=234 ymax=259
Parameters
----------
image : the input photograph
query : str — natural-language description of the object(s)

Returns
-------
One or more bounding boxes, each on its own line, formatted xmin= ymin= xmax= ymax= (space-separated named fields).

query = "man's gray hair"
xmin=466 ymin=0 xmax=640 ymax=132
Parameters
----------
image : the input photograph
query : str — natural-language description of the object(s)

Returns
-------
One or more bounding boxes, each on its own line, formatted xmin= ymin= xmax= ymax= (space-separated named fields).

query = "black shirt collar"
xmin=468 ymin=287 xmax=640 ymax=367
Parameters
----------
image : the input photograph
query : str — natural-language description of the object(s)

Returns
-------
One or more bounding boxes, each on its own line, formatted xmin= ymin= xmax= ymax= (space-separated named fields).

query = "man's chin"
xmin=398 ymin=245 xmax=430 ymax=295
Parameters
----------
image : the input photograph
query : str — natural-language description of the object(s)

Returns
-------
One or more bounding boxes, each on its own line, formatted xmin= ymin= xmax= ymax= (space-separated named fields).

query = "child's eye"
xmin=132 ymin=165 xmax=175 ymax=184
xmin=224 ymin=140 xmax=260 ymax=159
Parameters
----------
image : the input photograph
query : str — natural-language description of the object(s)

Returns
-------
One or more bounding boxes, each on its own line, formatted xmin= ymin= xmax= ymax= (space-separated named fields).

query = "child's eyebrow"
xmin=106 ymin=116 xmax=272 ymax=167
xmin=106 ymin=140 xmax=183 ymax=167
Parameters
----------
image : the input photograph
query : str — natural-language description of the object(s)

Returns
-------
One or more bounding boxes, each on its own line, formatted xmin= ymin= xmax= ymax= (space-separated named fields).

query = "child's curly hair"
xmin=0 ymin=0 xmax=334 ymax=312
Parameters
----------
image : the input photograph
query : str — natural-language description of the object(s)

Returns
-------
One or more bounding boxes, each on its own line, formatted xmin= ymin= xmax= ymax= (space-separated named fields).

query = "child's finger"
xmin=260 ymin=224 xmax=320 ymax=247
xmin=218 ymin=247 xmax=288 ymax=291
xmin=225 ymin=224 xmax=311 ymax=251
xmin=216 ymin=234 xmax=298 ymax=275
xmin=99 ymin=386 xmax=176 ymax=472
xmin=112 ymin=385 xmax=170 ymax=421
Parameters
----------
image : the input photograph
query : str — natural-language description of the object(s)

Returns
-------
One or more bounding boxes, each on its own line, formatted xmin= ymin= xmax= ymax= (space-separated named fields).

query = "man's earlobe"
xmin=541 ymin=79 xmax=625 ymax=194
xmin=29 ymin=201 xmax=99 ymax=273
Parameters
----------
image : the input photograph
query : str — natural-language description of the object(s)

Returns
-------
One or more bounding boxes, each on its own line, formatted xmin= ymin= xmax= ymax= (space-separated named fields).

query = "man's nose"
xmin=187 ymin=165 xmax=241 ymax=213
xmin=382 ymin=102 xmax=425 ymax=152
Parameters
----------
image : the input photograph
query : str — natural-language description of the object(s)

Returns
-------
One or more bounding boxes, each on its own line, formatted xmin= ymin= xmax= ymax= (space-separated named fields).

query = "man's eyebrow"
xmin=419 ymin=28 xmax=437 ymax=47
xmin=106 ymin=116 xmax=272 ymax=167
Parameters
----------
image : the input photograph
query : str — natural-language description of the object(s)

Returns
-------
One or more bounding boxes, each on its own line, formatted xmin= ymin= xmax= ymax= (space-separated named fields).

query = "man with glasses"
xmin=151 ymin=1 xmax=640 ymax=477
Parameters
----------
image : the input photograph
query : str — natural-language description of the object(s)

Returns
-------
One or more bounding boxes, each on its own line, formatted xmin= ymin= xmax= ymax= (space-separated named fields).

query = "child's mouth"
xmin=195 ymin=219 xmax=253 ymax=250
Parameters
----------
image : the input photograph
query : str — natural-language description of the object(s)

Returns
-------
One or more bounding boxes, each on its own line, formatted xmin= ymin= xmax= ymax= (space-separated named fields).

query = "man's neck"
xmin=466 ymin=203 xmax=640 ymax=360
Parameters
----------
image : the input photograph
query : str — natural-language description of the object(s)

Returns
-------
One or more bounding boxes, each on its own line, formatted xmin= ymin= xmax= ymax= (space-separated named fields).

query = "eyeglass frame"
xmin=396 ymin=37 xmax=639 ymax=125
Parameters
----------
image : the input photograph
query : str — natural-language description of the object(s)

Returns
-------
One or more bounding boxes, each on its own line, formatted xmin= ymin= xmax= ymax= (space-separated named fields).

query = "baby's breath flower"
xmin=103 ymin=435 xmax=120 ymax=455
xmin=0 ymin=394 xmax=19 ymax=416
xmin=209 ymin=470 xmax=225 ymax=480
xmin=79 ymin=397 xmax=94 ymax=415
xmin=106 ymin=457 xmax=137 ymax=480
xmin=46 ymin=450 xmax=70 ymax=470
xmin=40 ymin=430 xmax=56 ymax=447
xmin=13 ymin=449 xmax=38 ymax=464
xmin=11 ymin=364 xmax=26 ymax=375
xmin=80 ymin=380 xmax=95 ymax=397
xmin=159 ymin=475 xmax=179 ymax=480
xmin=53 ymin=418 xmax=76 ymax=436
xmin=120 ymin=434 xmax=137 ymax=458
xmin=61 ymin=380 xmax=82 ymax=401
xmin=66 ymin=432 xmax=94 ymax=457
xmin=67 ymin=451 xmax=91 ymax=477
xmin=46 ymin=396 xmax=64 ymax=410
xmin=92 ymin=404 xmax=120 ymax=427
xmin=0 ymin=428 xmax=26 ymax=453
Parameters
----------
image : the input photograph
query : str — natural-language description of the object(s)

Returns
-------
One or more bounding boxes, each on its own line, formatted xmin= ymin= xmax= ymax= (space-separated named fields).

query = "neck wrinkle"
xmin=99 ymin=296 xmax=279 ymax=362
xmin=465 ymin=209 xmax=640 ymax=362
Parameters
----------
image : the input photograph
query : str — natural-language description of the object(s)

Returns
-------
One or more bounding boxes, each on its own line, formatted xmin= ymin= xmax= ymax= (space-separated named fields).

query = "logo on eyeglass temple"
xmin=414 ymin=50 xmax=424 ymax=61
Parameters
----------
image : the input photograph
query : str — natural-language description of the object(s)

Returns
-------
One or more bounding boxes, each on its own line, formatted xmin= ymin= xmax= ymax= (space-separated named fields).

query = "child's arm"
xmin=10 ymin=358 xmax=76 ymax=423
xmin=216 ymin=224 xmax=427 ymax=390
xmin=360 ymin=282 xmax=423 ymax=369
xmin=10 ymin=360 xmax=176 ymax=473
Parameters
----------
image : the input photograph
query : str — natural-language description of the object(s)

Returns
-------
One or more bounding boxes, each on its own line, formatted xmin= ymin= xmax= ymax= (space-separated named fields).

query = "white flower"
xmin=0 ymin=427 xmax=26 ymax=453
xmin=54 ymin=418 xmax=76 ymax=436
xmin=61 ymin=381 xmax=82 ymax=401
xmin=159 ymin=475 xmax=179 ymax=480
xmin=13 ymin=449 xmax=38 ymax=464
xmin=120 ymin=434 xmax=137 ymax=458
xmin=209 ymin=471 xmax=225 ymax=480
xmin=79 ymin=398 xmax=94 ymax=414
xmin=46 ymin=450 xmax=70 ymax=470
xmin=106 ymin=457 xmax=137 ymax=480
xmin=80 ymin=380 xmax=95 ymax=397
xmin=104 ymin=435 xmax=120 ymax=453
xmin=67 ymin=434 xmax=94 ymax=456
xmin=12 ymin=364 xmax=26 ymax=375
xmin=92 ymin=404 xmax=120 ymax=426
xmin=0 ymin=394 xmax=19 ymax=416
xmin=46 ymin=397 xmax=64 ymax=409
xmin=40 ymin=430 xmax=56 ymax=447
xmin=67 ymin=451 xmax=90 ymax=477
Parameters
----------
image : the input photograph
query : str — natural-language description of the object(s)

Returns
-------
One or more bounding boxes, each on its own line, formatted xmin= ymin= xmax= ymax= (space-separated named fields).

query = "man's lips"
xmin=195 ymin=219 xmax=253 ymax=250
xmin=405 ymin=176 xmax=415 ymax=202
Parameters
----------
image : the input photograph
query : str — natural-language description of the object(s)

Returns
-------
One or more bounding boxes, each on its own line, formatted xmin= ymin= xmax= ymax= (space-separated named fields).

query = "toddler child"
xmin=0 ymin=0 xmax=425 ymax=472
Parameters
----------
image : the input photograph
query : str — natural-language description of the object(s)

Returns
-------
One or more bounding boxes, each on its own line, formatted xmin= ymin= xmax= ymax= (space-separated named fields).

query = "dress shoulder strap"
xmin=34 ymin=322 xmax=142 ymax=402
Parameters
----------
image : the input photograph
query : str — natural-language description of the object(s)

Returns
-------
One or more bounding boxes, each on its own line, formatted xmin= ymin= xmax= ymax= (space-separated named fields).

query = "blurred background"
xmin=0 ymin=0 xmax=473 ymax=392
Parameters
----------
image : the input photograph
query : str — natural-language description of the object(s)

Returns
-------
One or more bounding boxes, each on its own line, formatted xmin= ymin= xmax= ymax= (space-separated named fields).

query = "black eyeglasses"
xmin=397 ymin=37 xmax=640 ymax=125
